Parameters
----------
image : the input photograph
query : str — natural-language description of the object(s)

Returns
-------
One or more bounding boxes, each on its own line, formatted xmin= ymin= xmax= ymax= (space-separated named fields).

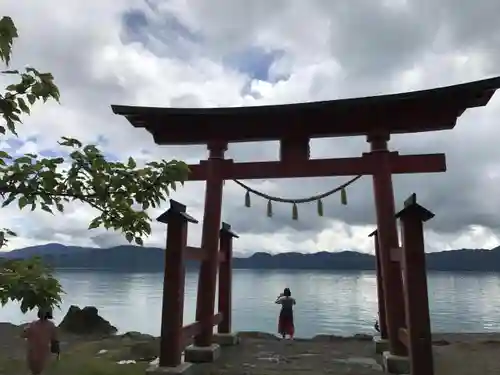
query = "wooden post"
xmin=368 ymin=134 xmax=407 ymax=356
xmin=156 ymin=200 xmax=198 ymax=368
xmin=368 ymin=229 xmax=387 ymax=339
xmin=218 ymin=222 xmax=238 ymax=334
xmin=396 ymin=193 xmax=435 ymax=375
xmin=194 ymin=141 xmax=227 ymax=347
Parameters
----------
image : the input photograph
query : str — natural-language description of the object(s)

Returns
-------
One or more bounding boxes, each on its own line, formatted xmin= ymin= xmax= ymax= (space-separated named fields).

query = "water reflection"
xmin=1 ymin=270 xmax=500 ymax=337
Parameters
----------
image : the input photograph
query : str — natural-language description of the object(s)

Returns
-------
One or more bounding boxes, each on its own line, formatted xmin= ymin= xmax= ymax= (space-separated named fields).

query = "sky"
xmin=1 ymin=0 xmax=500 ymax=255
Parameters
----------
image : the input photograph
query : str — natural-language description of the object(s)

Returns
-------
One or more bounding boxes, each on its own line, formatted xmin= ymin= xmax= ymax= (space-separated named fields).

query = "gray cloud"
xmin=2 ymin=0 xmax=500 ymax=253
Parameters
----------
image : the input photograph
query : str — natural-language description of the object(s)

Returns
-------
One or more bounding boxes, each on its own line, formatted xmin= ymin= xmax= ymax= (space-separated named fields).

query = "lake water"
xmin=1 ymin=270 xmax=500 ymax=338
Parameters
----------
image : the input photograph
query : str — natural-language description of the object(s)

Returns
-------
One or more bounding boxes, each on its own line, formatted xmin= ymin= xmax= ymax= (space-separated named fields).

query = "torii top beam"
xmin=111 ymin=76 xmax=500 ymax=145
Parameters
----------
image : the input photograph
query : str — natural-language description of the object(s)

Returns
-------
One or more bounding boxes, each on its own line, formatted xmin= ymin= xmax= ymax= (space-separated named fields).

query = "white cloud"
xmin=2 ymin=0 xmax=500 ymax=254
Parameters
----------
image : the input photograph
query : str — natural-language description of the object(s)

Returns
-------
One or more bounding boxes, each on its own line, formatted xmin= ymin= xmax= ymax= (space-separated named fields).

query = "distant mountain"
xmin=1 ymin=243 xmax=92 ymax=258
xmin=2 ymin=244 xmax=500 ymax=272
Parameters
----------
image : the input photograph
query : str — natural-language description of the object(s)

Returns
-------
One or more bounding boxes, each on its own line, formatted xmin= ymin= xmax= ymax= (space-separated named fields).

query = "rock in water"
xmin=58 ymin=305 xmax=117 ymax=336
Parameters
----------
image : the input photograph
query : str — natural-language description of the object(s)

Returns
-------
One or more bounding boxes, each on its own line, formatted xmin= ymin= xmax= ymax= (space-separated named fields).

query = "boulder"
xmin=353 ymin=333 xmax=373 ymax=341
xmin=122 ymin=331 xmax=155 ymax=341
xmin=237 ymin=331 xmax=280 ymax=340
xmin=58 ymin=305 xmax=117 ymax=336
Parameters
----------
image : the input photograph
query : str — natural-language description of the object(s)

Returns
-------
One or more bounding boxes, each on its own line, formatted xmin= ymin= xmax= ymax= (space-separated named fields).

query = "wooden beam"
xmin=186 ymin=153 xmax=446 ymax=181
xmin=184 ymin=246 xmax=225 ymax=262
xmin=182 ymin=313 xmax=223 ymax=341
xmin=390 ymin=247 xmax=403 ymax=263
xmin=398 ymin=327 xmax=409 ymax=347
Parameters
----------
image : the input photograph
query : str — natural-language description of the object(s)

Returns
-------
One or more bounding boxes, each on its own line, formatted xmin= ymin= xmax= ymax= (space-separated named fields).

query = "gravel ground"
xmin=3 ymin=322 xmax=500 ymax=375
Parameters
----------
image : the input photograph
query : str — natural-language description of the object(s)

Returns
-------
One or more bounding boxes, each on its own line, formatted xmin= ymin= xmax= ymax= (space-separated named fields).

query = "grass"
xmin=0 ymin=339 xmax=150 ymax=375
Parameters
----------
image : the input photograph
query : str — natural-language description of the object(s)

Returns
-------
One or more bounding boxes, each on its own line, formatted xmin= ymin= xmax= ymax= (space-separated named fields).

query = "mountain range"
xmin=2 ymin=243 xmax=500 ymax=272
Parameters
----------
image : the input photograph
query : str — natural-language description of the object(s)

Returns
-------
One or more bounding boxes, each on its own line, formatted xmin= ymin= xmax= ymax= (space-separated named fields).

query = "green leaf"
xmin=15 ymin=156 xmax=32 ymax=164
xmin=27 ymin=94 xmax=36 ymax=105
xmin=127 ymin=157 xmax=137 ymax=169
xmin=88 ymin=218 xmax=101 ymax=230
xmin=2 ymin=194 xmax=16 ymax=207
xmin=17 ymin=97 xmax=30 ymax=114
xmin=134 ymin=237 xmax=144 ymax=246
xmin=18 ymin=196 xmax=28 ymax=210
xmin=40 ymin=205 xmax=53 ymax=214
xmin=0 ymin=16 xmax=18 ymax=65
xmin=125 ymin=233 xmax=133 ymax=243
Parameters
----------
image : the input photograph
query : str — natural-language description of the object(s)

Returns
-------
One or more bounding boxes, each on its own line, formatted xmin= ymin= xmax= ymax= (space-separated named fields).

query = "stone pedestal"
xmin=382 ymin=351 xmax=410 ymax=374
xmin=213 ymin=333 xmax=240 ymax=346
xmin=373 ymin=336 xmax=389 ymax=354
xmin=146 ymin=362 xmax=193 ymax=375
xmin=184 ymin=344 xmax=221 ymax=363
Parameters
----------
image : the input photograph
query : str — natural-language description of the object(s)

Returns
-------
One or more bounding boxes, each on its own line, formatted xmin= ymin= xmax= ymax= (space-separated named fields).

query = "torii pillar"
xmin=369 ymin=133 xmax=407 ymax=356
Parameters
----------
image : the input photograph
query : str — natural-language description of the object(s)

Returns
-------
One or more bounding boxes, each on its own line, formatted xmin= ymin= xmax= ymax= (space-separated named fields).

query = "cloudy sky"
xmin=1 ymin=0 xmax=500 ymax=255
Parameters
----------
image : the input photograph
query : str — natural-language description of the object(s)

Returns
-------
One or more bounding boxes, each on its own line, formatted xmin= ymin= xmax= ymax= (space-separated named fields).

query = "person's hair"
xmin=37 ymin=308 xmax=53 ymax=320
xmin=283 ymin=288 xmax=291 ymax=297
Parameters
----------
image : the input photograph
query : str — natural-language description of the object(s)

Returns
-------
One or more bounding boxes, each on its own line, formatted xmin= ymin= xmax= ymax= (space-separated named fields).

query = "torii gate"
xmin=112 ymin=76 xmax=500 ymax=374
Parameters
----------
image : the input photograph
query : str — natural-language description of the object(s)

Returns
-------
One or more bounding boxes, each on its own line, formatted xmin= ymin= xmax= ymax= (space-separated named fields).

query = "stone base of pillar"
xmin=184 ymin=344 xmax=221 ymax=363
xmin=146 ymin=362 xmax=193 ymax=375
xmin=382 ymin=351 xmax=410 ymax=374
xmin=213 ymin=333 xmax=240 ymax=346
xmin=373 ymin=336 xmax=390 ymax=354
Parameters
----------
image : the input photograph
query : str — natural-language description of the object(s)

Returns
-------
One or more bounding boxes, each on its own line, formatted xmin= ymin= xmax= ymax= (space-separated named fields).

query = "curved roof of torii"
xmin=111 ymin=76 xmax=500 ymax=145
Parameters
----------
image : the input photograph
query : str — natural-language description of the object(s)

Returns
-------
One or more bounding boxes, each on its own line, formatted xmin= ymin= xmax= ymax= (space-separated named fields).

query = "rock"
xmin=311 ymin=334 xmax=345 ymax=342
xmin=433 ymin=339 xmax=451 ymax=346
xmin=480 ymin=339 xmax=500 ymax=346
xmin=58 ymin=305 xmax=117 ymax=336
xmin=312 ymin=333 xmax=373 ymax=342
xmin=122 ymin=331 xmax=155 ymax=341
xmin=237 ymin=331 xmax=280 ymax=340
xmin=353 ymin=333 xmax=373 ymax=341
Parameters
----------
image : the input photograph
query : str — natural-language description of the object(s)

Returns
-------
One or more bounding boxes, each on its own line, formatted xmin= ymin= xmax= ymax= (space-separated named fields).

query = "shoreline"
xmin=3 ymin=319 xmax=500 ymax=343
xmin=4 ymin=319 xmax=500 ymax=342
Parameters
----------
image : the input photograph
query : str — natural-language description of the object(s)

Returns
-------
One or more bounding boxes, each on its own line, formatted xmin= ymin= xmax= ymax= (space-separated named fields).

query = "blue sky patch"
xmin=223 ymin=47 xmax=286 ymax=82
xmin=120 ymin=7 xmax=202 ymax=59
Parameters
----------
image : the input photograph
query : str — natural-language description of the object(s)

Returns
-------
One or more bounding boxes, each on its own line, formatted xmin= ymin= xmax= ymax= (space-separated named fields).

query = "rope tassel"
xmin=267 ymin=200 xmax=273 ymax=217
xmin=232 ymin=175 xmax=362 ymax=217
xmin=340 ymin=188 xmax=347 ymax=205
xmin=292 ymin=203 xmax=298 ymax=220
xmin=317 ymin=199 xmax=324 ymax=217
xmin=245 ymin=190 xmax=251 ymax=207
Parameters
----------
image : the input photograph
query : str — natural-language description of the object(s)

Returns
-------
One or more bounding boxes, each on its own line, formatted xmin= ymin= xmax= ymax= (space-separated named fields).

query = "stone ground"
xmin=3 ymin=322 xmax=500 ymax=375
xmin=196 ymin=332 xmax=500 ymax=375
xmin=196 ymin=332 xmax=383 ymax=375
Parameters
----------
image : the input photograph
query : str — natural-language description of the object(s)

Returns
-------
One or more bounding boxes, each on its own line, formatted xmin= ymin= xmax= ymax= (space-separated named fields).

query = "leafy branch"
xmin=0 ymin=138 xmax=188 ymax=245
xmin=0 ymin=15 xmax=190 ymax=312
xmin=0 ymin=257 xmax=62 ymax=313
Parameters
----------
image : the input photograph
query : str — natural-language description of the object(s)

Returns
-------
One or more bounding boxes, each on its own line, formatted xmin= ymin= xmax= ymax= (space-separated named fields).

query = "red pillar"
xmin=194 ymin=141 xmax=227 ymax=347
xmin=369 ymin=229 xmax=387 ymax=339
xmin=397 ymin=194 xmax=434 ymax=375
xmin=218 ymin=222 xmax=238 ymax=334
xmin=157 ymin=200 xmax=198 ymax=367
xmin=368 ymin=134 xmax=407 ymax=356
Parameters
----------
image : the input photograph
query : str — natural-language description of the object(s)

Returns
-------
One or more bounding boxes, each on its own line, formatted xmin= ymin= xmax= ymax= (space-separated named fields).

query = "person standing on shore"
xmin=22 ymin=308 xmax=59 ymax=375
xmin=275 ymin=288 xmax=296 ymax=339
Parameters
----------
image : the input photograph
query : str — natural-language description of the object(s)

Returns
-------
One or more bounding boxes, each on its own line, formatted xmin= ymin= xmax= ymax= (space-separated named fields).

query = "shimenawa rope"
xmin=232 ymin=175 xmax=363 ymax=220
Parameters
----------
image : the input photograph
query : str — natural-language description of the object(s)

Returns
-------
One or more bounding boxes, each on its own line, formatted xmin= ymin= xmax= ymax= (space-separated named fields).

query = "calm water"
xmin=1 ymin=270 xmax=500 ymax=338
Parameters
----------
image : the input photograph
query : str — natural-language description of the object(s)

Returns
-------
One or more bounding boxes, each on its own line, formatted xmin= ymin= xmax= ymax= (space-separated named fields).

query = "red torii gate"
xmin=112 ymin=76 xmax=500 ymax=374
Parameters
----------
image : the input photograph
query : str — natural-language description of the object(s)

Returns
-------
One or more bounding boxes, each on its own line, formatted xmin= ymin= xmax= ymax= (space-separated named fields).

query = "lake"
xmin=1 ymin=269 xmax=500 ymax=338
